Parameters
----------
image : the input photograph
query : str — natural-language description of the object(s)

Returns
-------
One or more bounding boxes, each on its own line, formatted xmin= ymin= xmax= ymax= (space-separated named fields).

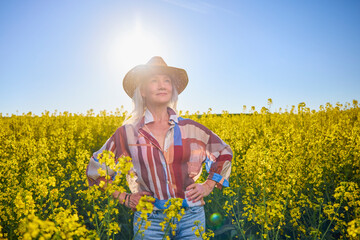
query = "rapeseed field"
xmin=0 ymin=100 xmax=359 ymax=239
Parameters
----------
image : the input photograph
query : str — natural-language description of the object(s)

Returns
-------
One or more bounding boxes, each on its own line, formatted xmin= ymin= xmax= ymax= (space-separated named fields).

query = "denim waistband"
xmin=153 ymin=198 xmax=187 ymax=210
xmin=153 ymin=198 xmax=202 ymax=210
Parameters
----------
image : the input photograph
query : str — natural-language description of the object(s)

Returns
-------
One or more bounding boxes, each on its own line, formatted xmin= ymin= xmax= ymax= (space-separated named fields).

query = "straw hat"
xmin=123 ymin=56 xmax=188 ymax=98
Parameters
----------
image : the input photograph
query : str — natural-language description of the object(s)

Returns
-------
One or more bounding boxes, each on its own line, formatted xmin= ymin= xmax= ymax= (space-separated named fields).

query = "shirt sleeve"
xmin=205 ymin=131 xmax=233 ymax=189
xmin=86 ymin=126 xmax=129 ymax=187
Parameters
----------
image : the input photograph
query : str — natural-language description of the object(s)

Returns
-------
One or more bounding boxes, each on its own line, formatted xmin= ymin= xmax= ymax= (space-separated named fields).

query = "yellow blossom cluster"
xmin=192 ymin=220 xmax=214 ymax=240
xmin=188 ymin=100 xmax=360 ymax=239
xmin=0 ymin=109 xmax=129 ymax=239
xmin=159 ymin=198 xmax=185 ymax=236
xmin=135 ymin=195 xmax=155 ymax=222
xmin=133 ymin=195 xmax=155 ymax=236
xmin=18 ymin=214 xmax=57 ymax=240
xmin=1 ymin=101 xmax=360 ymax=239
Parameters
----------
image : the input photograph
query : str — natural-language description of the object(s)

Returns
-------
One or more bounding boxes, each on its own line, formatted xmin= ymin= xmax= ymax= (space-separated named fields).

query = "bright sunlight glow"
xmin=105 ymin=21 xmax=166 ymax=74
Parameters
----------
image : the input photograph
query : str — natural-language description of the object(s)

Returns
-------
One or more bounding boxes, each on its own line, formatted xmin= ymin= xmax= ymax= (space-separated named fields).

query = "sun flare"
xmin=107 ymin=23 xmax=166 ymax=73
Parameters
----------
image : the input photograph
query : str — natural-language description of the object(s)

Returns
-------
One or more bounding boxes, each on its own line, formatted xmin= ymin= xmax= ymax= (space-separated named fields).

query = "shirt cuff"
xmin=207 ymin=172 xmax=229 ymax=188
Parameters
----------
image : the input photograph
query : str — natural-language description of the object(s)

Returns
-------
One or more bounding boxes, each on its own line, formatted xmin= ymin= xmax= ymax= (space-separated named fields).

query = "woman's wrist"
xmin=113 ymin=191 xmax=128 ymax=205
xmin=127 ymin=194 xmax=131 ymax=208
xmin=204 ymin=179 xmax=216 ymax=191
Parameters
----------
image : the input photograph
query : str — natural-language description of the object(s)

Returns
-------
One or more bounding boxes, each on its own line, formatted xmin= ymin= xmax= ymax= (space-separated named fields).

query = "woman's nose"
xmin=158 ymin=80 xmax=166 ymax=89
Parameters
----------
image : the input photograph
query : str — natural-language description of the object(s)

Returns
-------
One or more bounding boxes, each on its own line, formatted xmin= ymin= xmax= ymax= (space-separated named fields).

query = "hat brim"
xmin=123 ymin=65 xmax=188 ymax=98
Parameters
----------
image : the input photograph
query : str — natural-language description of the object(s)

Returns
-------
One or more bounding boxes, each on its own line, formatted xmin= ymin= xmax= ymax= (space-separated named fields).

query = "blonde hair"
xmin=122 ymin=81 xmax=179 ymax=125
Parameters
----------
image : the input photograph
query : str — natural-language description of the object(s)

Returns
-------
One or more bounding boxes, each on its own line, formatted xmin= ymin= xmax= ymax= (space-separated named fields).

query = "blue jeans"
xmin=133 ymin=206 xmax=206 ymax=240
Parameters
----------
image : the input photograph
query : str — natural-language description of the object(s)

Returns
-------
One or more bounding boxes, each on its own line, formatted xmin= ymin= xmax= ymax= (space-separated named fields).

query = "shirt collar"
xmin=144 ymin=107 xmax=179 ymax=124
xmin=135 ymin=107 xmax=179 ymax=132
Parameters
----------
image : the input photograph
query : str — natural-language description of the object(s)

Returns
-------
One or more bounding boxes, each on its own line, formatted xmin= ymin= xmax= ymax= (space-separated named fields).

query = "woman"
xmin=86 ymin=56 xmax=232 ymax=239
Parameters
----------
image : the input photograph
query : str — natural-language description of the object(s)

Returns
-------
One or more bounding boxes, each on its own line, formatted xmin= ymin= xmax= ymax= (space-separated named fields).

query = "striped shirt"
xmin=86 ymin=107 xmax=232 ymax=208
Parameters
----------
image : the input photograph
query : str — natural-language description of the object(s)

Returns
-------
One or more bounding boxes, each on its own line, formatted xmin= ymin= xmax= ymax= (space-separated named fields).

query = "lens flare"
xmin=209 ymin=212 xmax=223 ymax=227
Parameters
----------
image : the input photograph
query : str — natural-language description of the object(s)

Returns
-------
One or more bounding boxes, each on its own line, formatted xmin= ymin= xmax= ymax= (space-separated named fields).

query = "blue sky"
xmin=1 ymin=0 xmax=359 ymax=115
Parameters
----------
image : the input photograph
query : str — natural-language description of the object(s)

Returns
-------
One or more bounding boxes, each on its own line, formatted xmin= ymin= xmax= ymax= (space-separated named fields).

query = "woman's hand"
xmin=127 ymin=191 xmax=153 ymax=210
xmin=186 ymin=180 xmax=216 ymax=203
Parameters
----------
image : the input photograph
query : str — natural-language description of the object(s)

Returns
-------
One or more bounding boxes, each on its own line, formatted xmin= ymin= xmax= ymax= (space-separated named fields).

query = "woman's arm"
xmin=185 ymin=123 xmax=233 ymax=203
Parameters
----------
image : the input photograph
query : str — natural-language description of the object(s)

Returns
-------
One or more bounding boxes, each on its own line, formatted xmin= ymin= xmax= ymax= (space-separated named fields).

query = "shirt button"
xmin=167 ymin=180 xmax=170 ymax=184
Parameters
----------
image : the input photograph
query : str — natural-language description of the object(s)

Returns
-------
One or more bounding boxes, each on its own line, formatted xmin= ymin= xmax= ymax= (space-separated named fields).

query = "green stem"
xmin=132 ymin=219 xmax=144 ymax=240
xmin=320 ymin=196 xmax=344 ymax=240
xmin=229 ymin=195 xmax=246 ymax=239
xmin=274 ymin=195 xmax=289 ymax=240
xmin=312 ymin=204 xmax=322 ymax=240
xmin=93 ymin=199 xmax=102 ymax=239
xmin=195 ymin=223 xmax=205 ymax=239
xmin=161 ymin=219 xmax=172 ymax=240
xmin=262 ymin=173 xmax=268 ymax=239
xmin=49 ymin=197 xmax=61 ymax=239
xmin=106 ymin=193 xmax=111 ymax=240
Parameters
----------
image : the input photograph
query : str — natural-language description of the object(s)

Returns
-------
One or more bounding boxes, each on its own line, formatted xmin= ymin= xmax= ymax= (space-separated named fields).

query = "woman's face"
xmin=141 ymin=74 xmax=173 ymax=107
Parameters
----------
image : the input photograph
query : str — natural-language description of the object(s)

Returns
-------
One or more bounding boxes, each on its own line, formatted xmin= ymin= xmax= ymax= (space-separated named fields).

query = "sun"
xmin=120 ymin=29 xmax=163 ymax=64
xmin=106 ymin=22 xmax=166 ymax=74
